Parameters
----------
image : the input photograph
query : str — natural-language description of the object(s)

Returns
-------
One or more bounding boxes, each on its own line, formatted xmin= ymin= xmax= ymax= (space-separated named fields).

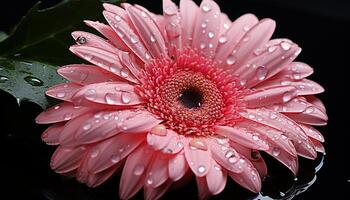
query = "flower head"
xmin=36 ymin=0 xmax=327 ymax=199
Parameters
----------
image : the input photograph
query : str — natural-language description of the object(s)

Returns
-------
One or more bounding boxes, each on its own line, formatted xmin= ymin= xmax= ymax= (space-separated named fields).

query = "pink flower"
xmin=36 ymin=0 xmax=327 ymax=199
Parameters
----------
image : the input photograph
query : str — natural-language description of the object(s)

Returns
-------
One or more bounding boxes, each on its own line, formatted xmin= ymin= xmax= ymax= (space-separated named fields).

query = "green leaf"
xmin=0 ymin=0 xmax=121 ymax=65
xmin=0 ymin=0 xmax=122 ymax=108
xmin=0 ymin=32 xmax=7 ymax=42
xmin=0 ymin=58 xmax=66 ymax=108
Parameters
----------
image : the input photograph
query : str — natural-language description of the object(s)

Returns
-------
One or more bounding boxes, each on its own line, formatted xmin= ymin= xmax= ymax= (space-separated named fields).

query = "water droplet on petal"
xmin=64 ymin=113 xmax=73 ymax=120
xmin=85 ymin=89 xmax=97 ymax=100
xmin=252 ymin=135 xmax=260 ymax=141
xmin=116 ymin=29 xmax=125 ymax=38
xmin=251 ymin=150 xmax=261 ymax=160
xmin=54 ymin=105 xmax=60 ymax=110
xmin=256 ymin=66 xmax=268 ymax=80
xmin=150 ymin=124 xmax=167 ymax=136
xmin=208 ymin=32 xmax=214 ymax=38
xmin=201 ymin=23 xmax=207 ymax=28
xmin=120 ymin=67 xmax=129 ymax=78
xmin=56 ymin=92 xmax=66 ymax=98
xmin=150 ymin=34 xmax=156 ymax=43
xmin=115 ymin=15 xmax=121 ymax=22
xmin=219 ymin=36 xmax=228 ymax=44
xmin=281 ymin=134 xmax=288 ymax=140
xmin=111 ymin=155 xmax=120 ymax=163
xmin=283 ymin=91 xmax=294 ymax=102
xmin=198 ymin=165 xmax=206 ymax=173
xmin=76 ymin=36 xmax=87 ymax=44
xmin=225 ymin=150 xmax=235 ymax=158
xmin=268 ymin=46 xmax=277 ymax=53
xmin=202 ymin=3 xmax=211 ymax=12
xmin=281 ymin=42 xmax=291 ymax=50
xmin=0 ymin=75 xmax=9 ymax=83
xmin=165 ymin=22 xmax=181 ymax=38
xmin=133 ymin=165 xmax=144 ymax=176
xmin=243 ymin=26 xmax=250 ymax=32
xmin=121 ymin=91 xmax=131 ymax=104
xmin=226 ymin=55 xmax=236 ymax=65
xmin=105 ymin=93 xmax=118 ymax=105
xmin=83 ymin=123 xmax=92 ymax=130
xmin=189 ymin=138 xmax=208 ymax=151
xmin=147 ymin=179 xmax=153 ymax=185
xmin=164 ymin=5 xmax=176 ymax=15
xmin=90 ymin=149 xmax=99 ymax=158
xmin=200 ymin=43 xmax=206 ymax=49
xmin=272 ymin=147 xmax=281 ymax=156
xmin=130 ymin=34 xmax=139 ymax=44
xmin=305 ymin=106 xmax=315 ymax=114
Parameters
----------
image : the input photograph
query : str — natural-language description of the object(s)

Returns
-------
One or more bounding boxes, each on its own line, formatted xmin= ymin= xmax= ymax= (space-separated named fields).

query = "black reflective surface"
xmin=1 ymin=0 xmax=348 ymax=199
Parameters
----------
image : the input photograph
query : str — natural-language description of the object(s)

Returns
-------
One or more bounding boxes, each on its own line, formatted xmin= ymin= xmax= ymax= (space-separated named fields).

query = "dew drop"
xmin=219 ymin=36 xmax=228 ymax=44
xmin=0 ymin=75 xmax=9 ymax=83
xmin=268 ymin=46 xmax=277 ymax=53
xmin=243 ymin=26 xmax=250 ymax=32
xmin=83 ymin=123 xmax=92 ymax=130
xmin=305 ymin=106 xmax=315 ymax=114
xmin=105 ymin=93 xmax=118 ymax=105
xmin=130 ymin=34 xmax=139 ymax=44
xmin=147 ymin=179 xmax=153 ymax=185
xmin=24 ymin=76 xmax=43 ymax=86
xmin=281 ymin=134 xmax=288 ymax=140
xmin=252 ymin=135 xmax=260 ymax=141
xmin=198 ymin=165 xmax=206 ymax=173
xmin=251 ymin=150 xmax=261 ymax=160
xmin=76 ymin=36 xmax=87 ymax=44
xmin=281 ymin=42 xmax=291 ymax=50
xmin=114 ymin=15 xmax=121 ymax=22
xmin=223 ymin=23 xmax=230 ymax=29
xmin=120 ymin=67 xmax=129 ymax=78
xmin=200 ymin=43 xmax=206 ymax=49
xmin=56 ymin=92 xmax=66 ymax=98
xmin=165 ymin=22 xmax=181 ymax=38
xmin=272 ymin=147 xmax=281 ymax=156
xmin=116 ymin=29 xmax=125 ymax=38
xmin=202 ymin=3 xmax=211 ymax=12
xmin=208 ymin=32 xmax=214 ymax=38
xmin=283 ymin=91 xmax=294 ymax=102
xmin=133 ymin=165 xmax=144 ymax=176
xmin=54 ymin=105 xmax=60 ymax=110
xmin=90 ymin=149 xmax=99 ymax=158
xmin=226 ymin=55 xmax=236 ymax=65
xmin=84 ymin=89 xmax=97 ymax=100
xmin=150 ymin=34 xmax=156 ymax=43
xmin=63 ymin=113 xmax=73 ymax=120
xmin=256 ymin=66 xmax=267 ymax=81
xmin=121 ymin=91 xmax=131 ymax=104
xmin=111 ymin=155 xmax=120 ymax=163
xmin=225 ymin=150 xmax=235 ymax=158
xmin=164 ymin=5 xmax=176 ymax=15
xmin=229 ymin=156 xmax=238 ymax=163
xmin=201 ymin=23 xmax=207 ymax=28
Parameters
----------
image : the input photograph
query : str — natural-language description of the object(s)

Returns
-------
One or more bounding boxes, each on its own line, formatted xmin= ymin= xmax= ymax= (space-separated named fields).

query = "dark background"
xmin=1 ymin=0 xmax=348 ymax=199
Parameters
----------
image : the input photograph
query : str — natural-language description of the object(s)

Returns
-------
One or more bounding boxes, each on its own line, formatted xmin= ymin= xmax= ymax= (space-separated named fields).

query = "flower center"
xmin=136 ymin=49 xmax=247 ymax=136
xmin=179 ymin=87 xmax=203 ymax=109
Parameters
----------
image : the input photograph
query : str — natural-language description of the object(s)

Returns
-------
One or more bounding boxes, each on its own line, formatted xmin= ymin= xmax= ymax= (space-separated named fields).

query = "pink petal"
xmin=265 ymin=145 xmax=299 ymax=175
xmin=87 ymin=133 xmax=145 ymax=174
xmin=184 ymin=138 xmax=212 ymax=177
xmin=50 ymin=146 xmax=87 ymax=173
xmin=84 ymin=20 xmax=128 ymax=51
xmin=71 ymin=31 xmax=117 ymax=53
xmin=207 ymin=137 xmax=243 ymax=173
xmin=163 ymin=0 xmax=182 ymax=55
xmin=192 ymin=0 xmax=221 ymax=58
xmin=46 ymin=83 xmax=81 ymax=101
xmin=41 ymin=123 xmax=65 ymax=145
xmin=71 ymin=82 xmax=144 ymax=107
xmin=238 ymin=120 xmax=297 ymax=156
xmin=238 ymin=40 xmax=301 ymax=88
xmin=299 ymin=124 xmax=325 ymax=142
xmin=144 ymin=179 xmax=172 ymax=200
xmin=216 ymin=125 xmax=269 ymax=150
xmin=36 ymin=102 xmax=90 ymax=124
xmin=168 ymin=151 xmax=189 ymax=181
xmin=58 ymin=64 xmax=122 ymax=85
xmin=196 ymin=176 xmax=211 ymax=200
xmin=145 ymin=153 xmax=169 ymax=188
xmin=230 ymin=142 xmax=267 ymax=178
xmin=241 ymin=108 xmax=317 ymax=159
xmin=206 ymin=159 xmax=227 ymax=195
xmin=266 ymin=97 xmax=310 ymax=113
xmin=228 ymin=157 xmax=261 ymax=193
xmin=244 ymin=86 xmax=297 ymax=108
xmin=103 ymin=3 xmax=129 ymax=22
xmin=87 ymin=161 xmax=122 ymax=187
xmin=305 ymin=96 xmax=326 ymax=112
xmin=180 ymin=0 xmax=198 ymax=47
xmin=119 ymin=144 xmax=154 ymax=199
xmin=59 ymin=112 xmax=94 ymax=145
xmin=126 ymin=6 xmax=168 ymax=59
xmin=69 ymin=45 xmax=139 ymax=83
xmin=118 ymin=51 xmax=143 ymax=81
xmin=310 ymin=138 xmax=325 ymax=153
xmin=76 ymin=153 xmax=90 ymax=183
xmin=74 ymin=109 xmax=160 ymax=146
xmin=147 ymin=129 xmax=185 ymax=154
xmin=278 ymin=62 xmax=314 ymax=81
xmin=285 ymin=106 xmax=328 ymax=126
xmin=103 ymin=11 xmax=152 ymax=63
xmin=231 ymin=19 xmax=276 ymax=70
xmin=214 ymin=14 xmax=258 ymax=66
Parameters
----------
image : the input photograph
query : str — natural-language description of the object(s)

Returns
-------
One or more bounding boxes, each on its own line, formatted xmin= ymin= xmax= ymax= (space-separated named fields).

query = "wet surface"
xmin=1 ymin=0 xmax=349 ymax=199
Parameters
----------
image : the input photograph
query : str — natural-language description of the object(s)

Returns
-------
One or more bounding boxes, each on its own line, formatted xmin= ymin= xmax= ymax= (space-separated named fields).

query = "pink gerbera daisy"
xmin=36 ymin=0 xmax=328 ymax=199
